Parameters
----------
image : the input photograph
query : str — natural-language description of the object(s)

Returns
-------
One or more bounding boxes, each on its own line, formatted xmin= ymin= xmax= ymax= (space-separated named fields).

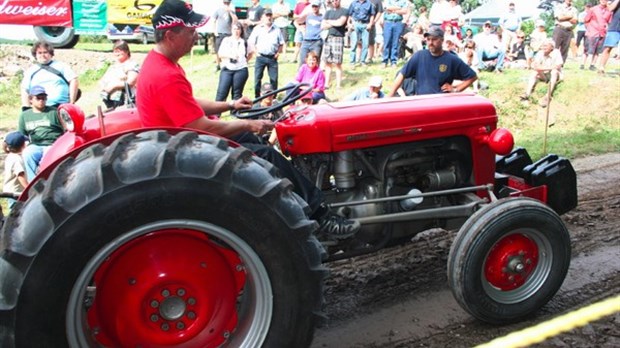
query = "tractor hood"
xmin=275 ymin=94 xmax=499 ymax=156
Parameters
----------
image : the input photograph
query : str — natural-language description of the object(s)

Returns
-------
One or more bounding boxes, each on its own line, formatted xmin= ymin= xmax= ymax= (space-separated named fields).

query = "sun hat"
xmin=369 ymin=76 xmax=383 ymax=87
xmin=152 ymin=0 xmax=208 ymax=30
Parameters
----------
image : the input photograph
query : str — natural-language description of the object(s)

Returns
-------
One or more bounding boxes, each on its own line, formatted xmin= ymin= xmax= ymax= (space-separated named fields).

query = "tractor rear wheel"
xmin=448 ymin=198 xmax=571 ymax=324
xmin=0 ymin=131 xmax=326 ymax=347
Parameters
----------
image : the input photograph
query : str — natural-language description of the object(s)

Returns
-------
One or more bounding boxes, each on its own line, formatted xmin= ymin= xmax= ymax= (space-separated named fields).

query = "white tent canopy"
xmin=464 ymin=0 xmax=543 ymax=27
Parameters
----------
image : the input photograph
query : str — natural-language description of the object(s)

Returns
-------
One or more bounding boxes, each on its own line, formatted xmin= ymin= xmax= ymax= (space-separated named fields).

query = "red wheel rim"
xmin=484 ymin=233 xmax=539 ymax=291
xmin=87 ymin=229 xmax=246 ymax=347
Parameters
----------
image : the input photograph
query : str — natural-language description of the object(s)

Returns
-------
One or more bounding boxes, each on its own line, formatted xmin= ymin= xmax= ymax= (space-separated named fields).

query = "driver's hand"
xmin=248 ymin=119 xmax=275 ymax=135
xmin=234 ymin=96 xmax=254 ymax=110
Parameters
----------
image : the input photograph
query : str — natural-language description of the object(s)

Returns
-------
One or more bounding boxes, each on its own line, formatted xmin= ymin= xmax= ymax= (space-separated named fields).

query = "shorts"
xmin=603 ymin=31 xmax=620 ymax=48
xmin=294 ymin=26 xmax=305 ymax=43
xmin=585 ymin=36 xmax=605 ymax=55
xmin=368 ymin=25 xmax=376 ymax=45
xmin=321 ymin=36 xmax=344 ymax=64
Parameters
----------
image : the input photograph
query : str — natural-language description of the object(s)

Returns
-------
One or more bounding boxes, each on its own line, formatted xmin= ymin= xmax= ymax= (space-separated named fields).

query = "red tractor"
xmin=0 ymin=88 xmax=577 ymax=347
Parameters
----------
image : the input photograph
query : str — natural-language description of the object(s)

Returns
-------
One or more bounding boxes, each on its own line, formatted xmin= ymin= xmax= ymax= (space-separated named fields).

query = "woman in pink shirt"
xmin=290 ymin=51 xmax=326 ymax=103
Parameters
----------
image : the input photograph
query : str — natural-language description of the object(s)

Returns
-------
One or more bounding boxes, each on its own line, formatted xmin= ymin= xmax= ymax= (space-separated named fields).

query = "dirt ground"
xmin=1 ymin=45 xmax=618 ymax=347
xmin=312 ymin=153 xmax=620 ymax=348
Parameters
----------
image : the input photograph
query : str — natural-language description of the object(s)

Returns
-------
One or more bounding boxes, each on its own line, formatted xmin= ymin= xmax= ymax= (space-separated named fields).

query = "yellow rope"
xmin=475 ymin=294 xmax=620 ymax=348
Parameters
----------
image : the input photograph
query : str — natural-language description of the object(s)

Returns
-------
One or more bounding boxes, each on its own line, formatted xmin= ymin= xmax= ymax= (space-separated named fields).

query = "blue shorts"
xmin=294 ymin=28 xmax=304 ymax=43
xmin=603 ymin=31 xmax=620 ymax=48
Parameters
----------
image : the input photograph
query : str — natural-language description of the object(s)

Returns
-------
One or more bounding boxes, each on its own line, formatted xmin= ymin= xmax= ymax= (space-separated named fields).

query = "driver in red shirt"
xmin=137 ymin=0 xmax=360 ymax=240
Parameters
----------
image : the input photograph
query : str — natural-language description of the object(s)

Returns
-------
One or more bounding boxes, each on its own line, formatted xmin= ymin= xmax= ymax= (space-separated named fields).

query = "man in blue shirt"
xmin=248 ymin=10 xmax=285 ymax=97
xmin=387 ymin=26 xmax=477 ymax=96
xmin=499 ymin=2 xmax=523 ymax=51
xmin=348 ymin=0 xmax=376 ymax=65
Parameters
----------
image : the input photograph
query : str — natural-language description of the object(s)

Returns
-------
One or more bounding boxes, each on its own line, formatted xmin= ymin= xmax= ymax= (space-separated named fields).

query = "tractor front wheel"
xmin=448 ymin=198 xmax=571 ymax=324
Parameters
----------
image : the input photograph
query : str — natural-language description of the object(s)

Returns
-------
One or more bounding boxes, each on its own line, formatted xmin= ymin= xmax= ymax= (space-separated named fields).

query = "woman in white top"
xmin=216 ymin=22 xmax=250 ymax=104
xmin=99 ymin=40 xmax=140 ymax=109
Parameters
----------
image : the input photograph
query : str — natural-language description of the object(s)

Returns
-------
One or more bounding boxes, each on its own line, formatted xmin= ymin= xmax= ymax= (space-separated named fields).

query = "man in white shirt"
xmin=473 ymin=21 xmax=506 ymax=73
xmin=520 ymin=39 xmax=563 ymax=108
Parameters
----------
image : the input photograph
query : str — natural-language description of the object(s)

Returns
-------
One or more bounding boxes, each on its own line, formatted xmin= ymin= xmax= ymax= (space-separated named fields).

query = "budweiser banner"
xmin=0 ymin=0 xmax=73 ymax=27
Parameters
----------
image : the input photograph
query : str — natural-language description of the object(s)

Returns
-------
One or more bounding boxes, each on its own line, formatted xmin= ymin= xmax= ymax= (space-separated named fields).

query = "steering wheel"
xmin=232 ymin=82 xmax=312 ymax=120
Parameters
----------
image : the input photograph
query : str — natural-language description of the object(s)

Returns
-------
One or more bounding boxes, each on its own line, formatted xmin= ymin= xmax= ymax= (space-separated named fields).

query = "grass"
xmin=1 ymin=41 xmax=619 ymax=164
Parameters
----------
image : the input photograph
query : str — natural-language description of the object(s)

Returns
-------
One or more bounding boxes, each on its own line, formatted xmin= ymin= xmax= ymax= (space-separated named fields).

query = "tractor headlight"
xmin=57 ymin=104 xmax=85 ymax=134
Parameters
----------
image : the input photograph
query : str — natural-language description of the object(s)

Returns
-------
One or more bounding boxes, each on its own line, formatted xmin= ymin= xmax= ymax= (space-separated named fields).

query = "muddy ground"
xmin=312 ymin=153 xmax=620 ymax=348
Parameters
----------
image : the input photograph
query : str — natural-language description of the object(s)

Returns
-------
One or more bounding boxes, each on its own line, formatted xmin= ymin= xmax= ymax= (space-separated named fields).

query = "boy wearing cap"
xmin=137 ymin=0 xmax=360 ymax=240
xmin=18 ymin=85 xmax=65 ymax=181
xmin=3 ymin=132 xmax=28 ymax=209
xmin=344 ymin=75 xmax=385 ymax=100
xmin=388 ymin=26 xmax=477 ymax=96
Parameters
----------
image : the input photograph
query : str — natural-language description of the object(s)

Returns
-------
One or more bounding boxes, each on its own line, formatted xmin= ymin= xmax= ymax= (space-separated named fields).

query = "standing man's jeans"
xmin=350 ymin=22 xmax=370 ymax=64
xmin=23 ymin=144 xmax=49 ymax=181
xmin=382 ymin=20 xmax=404 ymax=65
xmin=299 ymin=40 xmax=323 ymax=67
xmin=553 ymin=26 xmax=573 ymax=64
xmin=476 ymin=48 xmax=506 ymax=71
xmin=216 ymin=67 xmax=249 ymax=102
xmin=254 ymin=55 xmax=279 ymax=98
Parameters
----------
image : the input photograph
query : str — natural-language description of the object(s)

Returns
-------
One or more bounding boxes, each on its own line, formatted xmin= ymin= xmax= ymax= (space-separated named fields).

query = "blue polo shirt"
xmin=400 ymin=50 xmax=476 ymax=95
xmin=349 ymin=0 xmax=376 ymax=23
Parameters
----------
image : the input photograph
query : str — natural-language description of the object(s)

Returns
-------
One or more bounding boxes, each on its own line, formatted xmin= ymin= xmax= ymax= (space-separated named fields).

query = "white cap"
xmin=369 ymin=76 xmax=383 ymax=87
xmin=536 ymin=19 xmax=545 ymax=27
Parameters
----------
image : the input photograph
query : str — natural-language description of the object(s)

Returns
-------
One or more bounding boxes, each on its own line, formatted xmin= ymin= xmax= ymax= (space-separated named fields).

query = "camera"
xmin=230 ymin=58 xmax=238 ymax=64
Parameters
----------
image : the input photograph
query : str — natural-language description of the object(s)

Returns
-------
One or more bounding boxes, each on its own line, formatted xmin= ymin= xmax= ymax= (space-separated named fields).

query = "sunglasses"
xmin=518 ymin=36 xmax=525 ymax=38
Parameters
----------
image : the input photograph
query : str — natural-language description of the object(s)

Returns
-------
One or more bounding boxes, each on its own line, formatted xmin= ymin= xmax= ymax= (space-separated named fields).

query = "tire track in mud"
xmin=313 ymin=154 xmax=620 ymax=348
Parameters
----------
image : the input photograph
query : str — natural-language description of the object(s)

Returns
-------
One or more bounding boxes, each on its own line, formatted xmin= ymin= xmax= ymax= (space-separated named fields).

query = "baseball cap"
xmin=29 ymin=85 xmax=46 ymax=96
xmin=260 ymin=82 xmax=274 ymax=94
xmin=369 ymin=76 xmax=382 ymax=87
xmin=4 ymin=131 xmax=27 ymax=148
xmin=424 ymin=26 xmax=444 ymax=39
xmin=264 ymin=8 xmax=273 ymax=15
xmin=536 ymin=19 xmax=545 ymax=27
xmin=484 ymin=20 xmax=493 ymax=27
xmin=152 ymin=0 xmax=208 ymax=30
xmin=310 ymin=0 xmax=321 ymax=6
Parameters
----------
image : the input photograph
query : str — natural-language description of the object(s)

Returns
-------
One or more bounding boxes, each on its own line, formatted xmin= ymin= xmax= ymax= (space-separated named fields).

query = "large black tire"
xmin=0 ymin=131 xmax=326 ymax=347
xmin=447 ymin=198 xmax=571 ymax=324
xmin=33 ymin=26 xmax=79 ymax=48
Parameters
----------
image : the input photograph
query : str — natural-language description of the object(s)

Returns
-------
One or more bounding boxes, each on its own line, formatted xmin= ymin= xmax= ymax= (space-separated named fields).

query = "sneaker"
xmin=579 ymin=65 xmax=584 ymax=70
xmin=317 ymin=212 xmax=360 ymax=240
xmin=382 ymin=62 xmax=388 ymax=68
xmin=589 ymin=65 xmax=597 ymax=71
xmin=539 ymin=96 xmax=549 ymax=108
